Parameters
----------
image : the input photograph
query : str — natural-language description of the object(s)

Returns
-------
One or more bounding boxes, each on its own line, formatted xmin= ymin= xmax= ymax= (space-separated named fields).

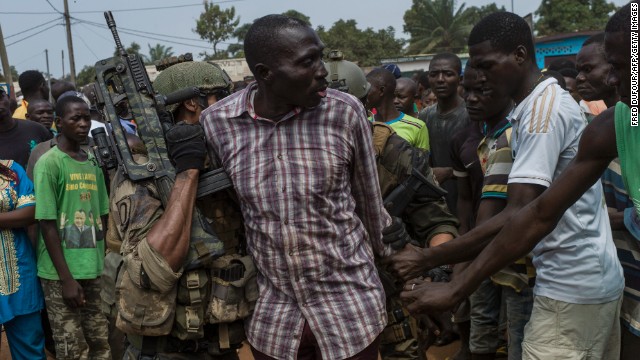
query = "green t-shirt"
xmin=34 ymin=146 xmax=109 ymax=280
xmin=614 ymin=101 xmax=640 ymax=219
xmin=370 ymin=112 xmax=430 ymax=151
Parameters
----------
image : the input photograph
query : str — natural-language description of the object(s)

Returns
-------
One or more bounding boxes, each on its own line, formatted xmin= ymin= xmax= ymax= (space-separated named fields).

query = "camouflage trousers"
xmin=123 ymin=344 xmax=239 ymax=360
xmin=40 ymin=278 xmax=111 ymax=360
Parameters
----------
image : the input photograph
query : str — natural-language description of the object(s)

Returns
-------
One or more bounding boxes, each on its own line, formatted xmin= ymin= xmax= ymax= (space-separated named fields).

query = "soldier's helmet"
xmin=323 ymin=50 xmax=370 ymax=101
xmin=153 ymin=60 xmax=232 ymax=112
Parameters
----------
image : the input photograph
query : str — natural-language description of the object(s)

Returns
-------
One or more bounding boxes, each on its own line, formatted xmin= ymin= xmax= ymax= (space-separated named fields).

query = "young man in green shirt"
xmin=34 ymin=95 xmax=110 ymax=359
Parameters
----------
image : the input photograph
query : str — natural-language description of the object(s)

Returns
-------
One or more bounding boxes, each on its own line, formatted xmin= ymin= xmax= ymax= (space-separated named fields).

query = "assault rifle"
xmin=90 ymin=11 xmax=229 ymax=269
xmin=383 ymin=167 xmax=447 ymax=218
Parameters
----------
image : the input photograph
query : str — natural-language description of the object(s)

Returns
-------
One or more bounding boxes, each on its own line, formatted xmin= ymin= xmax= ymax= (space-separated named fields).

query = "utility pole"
xmin=62 ymin=50 xmax=65 ymax=79
xmin=63 ymin=0 xmax=76 ymax=83
xmin=45 ymin=49 xmax=52 ymax=102
xmin=511 ymin=0 xmax=514 ymax=13
xmin=0 ymin=23 xmax=15 ymax=96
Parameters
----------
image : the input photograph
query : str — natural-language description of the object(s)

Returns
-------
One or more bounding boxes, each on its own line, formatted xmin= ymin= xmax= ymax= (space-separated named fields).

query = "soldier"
xmin=324 ymin=51 xmax=459 ymax=360
xmin=105 ymin=60 xmax=253 ymax=360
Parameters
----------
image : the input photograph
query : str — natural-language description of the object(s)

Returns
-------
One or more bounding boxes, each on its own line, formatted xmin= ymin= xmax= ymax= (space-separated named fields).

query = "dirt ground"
xmin=1 ymin=332 xmax=459 ymax=360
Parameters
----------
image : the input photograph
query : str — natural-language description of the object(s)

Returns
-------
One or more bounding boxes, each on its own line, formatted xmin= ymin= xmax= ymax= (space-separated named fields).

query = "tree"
xmin=0 ymin=65 xmax=19 ymax=82
xmin=114 ymin=42 xmax=142 ymax=57
xmin=316 ymin=20 xmax=404 ymax=67
xmin=465 ymin=3 xmax=506 ymax=25
xmin=282 ymin=10 xmax=311 ymax=26
xmin=195 ymin=2 xmax=239 ymax=58
xmin=144 ymin=43 xmax=174 ymax=64
xmin=404 ymin=0 xmax=472 ymax=54
xmin=535 ymin=0 xmax=617 ymax=36
xmin=75 ymin=65 xmax=96 ymax=87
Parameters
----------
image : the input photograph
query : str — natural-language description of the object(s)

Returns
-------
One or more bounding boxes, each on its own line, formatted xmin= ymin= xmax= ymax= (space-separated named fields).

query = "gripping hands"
xmin=165 ymin=121 xmax=207 ymax=173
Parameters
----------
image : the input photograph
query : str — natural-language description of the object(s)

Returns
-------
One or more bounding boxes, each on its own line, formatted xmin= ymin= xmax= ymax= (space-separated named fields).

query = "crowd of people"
xmin=0 ymin=2 xmax=637 ymax=360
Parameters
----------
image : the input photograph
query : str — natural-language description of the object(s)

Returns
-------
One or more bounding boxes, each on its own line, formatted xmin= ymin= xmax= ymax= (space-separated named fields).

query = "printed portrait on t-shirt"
xmin=60 ymin=209 xmax=97 ymax=249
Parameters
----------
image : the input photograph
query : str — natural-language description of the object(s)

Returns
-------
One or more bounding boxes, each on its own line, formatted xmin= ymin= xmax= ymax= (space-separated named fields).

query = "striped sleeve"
xmin=482 ymin=129 xmax=513 ymax=199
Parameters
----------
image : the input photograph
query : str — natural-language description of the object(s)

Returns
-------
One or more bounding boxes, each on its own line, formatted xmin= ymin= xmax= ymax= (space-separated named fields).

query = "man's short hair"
xmin=55 ymin=95 xmax=87 ymax=118
xmin=366 ymin=67 xmax=397 ymax=94
xmin=558 ymin=68 xmax=578 ymax=79
xmin=51 ymin=80 xmax=76 ymax=102
xmin=582 ymin=33 xmax=605 ymax=48
xmin=547 ymin=58 xmax=576 ymax=72
xmin=468 ymin=12 xmax=536 ymax=62
xmin=605 ymin=1 xmax=634 ymax=41
xmin=18 ymin=70 xmax=45 ymax=96
xmin=430 ymin=53 xmax=462 ymax=75
xmin=244 ymin=14 xmax=309 ymax=74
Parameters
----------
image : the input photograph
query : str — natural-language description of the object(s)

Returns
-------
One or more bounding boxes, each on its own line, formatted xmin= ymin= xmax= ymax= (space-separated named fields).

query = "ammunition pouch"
xmin=172 ymin=269 xmax=210 ymax=340
xmin=207 ymin=254 xmax=258 ymax=324
xmin=382 ymin=299 xmax=418 ymax=345
xmin=116 ymin=263 xmax=176 ymax=336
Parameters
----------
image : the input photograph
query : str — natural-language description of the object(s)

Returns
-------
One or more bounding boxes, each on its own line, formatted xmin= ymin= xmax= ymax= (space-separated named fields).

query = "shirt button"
xmin=282 ymin=186 xmax=286 ymax=192
xmin=295 ymin=275 xmax=300 ymax=282
xmin=284 ymin=219 xmax=289 ymax=225
xmin=277 ymin=154 xmax=283 ymax=159
xmin=289 ymin=250 xmax=293 ymax=256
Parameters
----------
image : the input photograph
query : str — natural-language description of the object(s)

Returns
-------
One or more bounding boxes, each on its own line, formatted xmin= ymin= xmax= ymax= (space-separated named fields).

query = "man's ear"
xmin=513 ymin=45 xmax=528 ymax=65
xmin=183 ymin=98 xmax=199 ymax=113
xmin=254 ymin=63 xmax=272 ymax=82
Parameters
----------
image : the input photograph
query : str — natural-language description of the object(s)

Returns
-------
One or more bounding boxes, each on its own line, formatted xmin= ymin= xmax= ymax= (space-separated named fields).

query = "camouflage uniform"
xmin=373 ymin=123 xmax=459 ymax=360
xmin=102 ymin=61 xmax=250 ymax=359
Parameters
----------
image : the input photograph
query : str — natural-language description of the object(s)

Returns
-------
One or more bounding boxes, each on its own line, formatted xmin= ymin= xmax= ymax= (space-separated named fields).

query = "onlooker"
xmin=558 ymin=68 xmax=580 ymax=102
xmin=0 ymin=87 xmax=52 ymax=169
xmin=392 ymin=11 xmax=624 ymax=359
xmin=576 ymin=33 xmax=619 ymax=121
xmin=50 ymin=80 xmax=76 ymax=103
xmin=34 ymin=95 xmax=111 ymax=359
xmin=13 ymin=70 xmax=49 ymax=120
xmin=421 ymin=88 xmax=437 ymax=108
xmin=394 ymin=77 xmax=419 ymax=118
xmin=367 ymin=68 xmax=430 ymax=152
xmin=419 ymin=53 xmax=469 ymax=214
xmin=202 ymin=14 xmax=391 ymax=359
xmin=382 ymin=63 xmax=402 ymax=79
xmin=25 ymin=99 xmax=55 ymax=135
xmin=0 ymin=159 xmax=46 ymax=360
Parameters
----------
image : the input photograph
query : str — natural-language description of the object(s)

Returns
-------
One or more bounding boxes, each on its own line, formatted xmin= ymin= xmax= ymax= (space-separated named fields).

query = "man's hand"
xmin=165 ymin=121 xmax=206 ymax=173
xmin=59 ymin=213 xmax=67 ymax=230
xmin=401 ymin=278 xmax=461 ymax=314
xmin=61 ymin=278 xmax=85 ymax=308
xmin=384 ymin=243 xmax=432 ymax=281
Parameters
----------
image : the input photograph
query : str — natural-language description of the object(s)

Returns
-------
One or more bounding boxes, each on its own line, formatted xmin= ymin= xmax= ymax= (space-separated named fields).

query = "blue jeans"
xmin=469 ymin=278 xmax=533 ymax=360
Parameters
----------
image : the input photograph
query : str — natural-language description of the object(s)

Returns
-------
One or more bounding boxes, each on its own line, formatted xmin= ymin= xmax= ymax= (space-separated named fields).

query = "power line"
xmin=44 ymin=0 xmax=63 ymax=14
xmin=12 ymin=50 xmax=45 ymax=66
xmin=73 ymin=0 xmax=244 ymax=14
xmin=0 ymin=0 xmax=243 ymax=15
xmin=4 ymin=17 xmax=63 ymax=39
xmin=73 ymin=17 xmax=212 ymax=43
xmin=6 ymin=22 xmax=63 ymax=47
xmin=74 ymin=30 xmax=100 ymax=60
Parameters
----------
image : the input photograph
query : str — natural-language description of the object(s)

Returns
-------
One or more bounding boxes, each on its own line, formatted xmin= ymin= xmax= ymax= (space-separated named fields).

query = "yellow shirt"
xmin=12 ymin=99 xmax=28 ymax=119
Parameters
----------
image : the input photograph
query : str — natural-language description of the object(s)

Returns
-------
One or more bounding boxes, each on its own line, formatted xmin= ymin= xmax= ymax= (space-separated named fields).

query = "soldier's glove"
xmin=382 ymin=216 xmax=414 ymax=251
xmin=165 ymin=121 xmax=206 ymax=173
xmin=425 ymin=267 xmax=450 ymax=283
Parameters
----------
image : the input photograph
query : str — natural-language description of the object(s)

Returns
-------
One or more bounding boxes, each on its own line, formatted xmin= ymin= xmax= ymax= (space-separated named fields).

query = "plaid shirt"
xmin=201 ymin=84 xmax=390 ymax=360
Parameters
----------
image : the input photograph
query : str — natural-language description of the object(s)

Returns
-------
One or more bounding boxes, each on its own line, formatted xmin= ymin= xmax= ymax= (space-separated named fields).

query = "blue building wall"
xmin=535 ymin=35 xmax=592 ymax=69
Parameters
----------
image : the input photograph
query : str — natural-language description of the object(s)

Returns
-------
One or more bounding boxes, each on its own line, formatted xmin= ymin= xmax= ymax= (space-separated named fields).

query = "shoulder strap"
xmin=371 ymin=121 xmax=396 ymax=157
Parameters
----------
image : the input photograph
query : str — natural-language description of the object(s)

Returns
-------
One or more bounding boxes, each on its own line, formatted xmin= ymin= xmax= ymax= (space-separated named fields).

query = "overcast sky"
xmin=0 ymin=0 xmax=629 ymax=79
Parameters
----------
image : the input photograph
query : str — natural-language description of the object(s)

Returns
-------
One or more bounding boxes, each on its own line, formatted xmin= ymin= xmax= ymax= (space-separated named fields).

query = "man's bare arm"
xmin=146 ymin=169 xmax=199 ymax=271
xmin=451 ymin=110 xmax=617 ymax=299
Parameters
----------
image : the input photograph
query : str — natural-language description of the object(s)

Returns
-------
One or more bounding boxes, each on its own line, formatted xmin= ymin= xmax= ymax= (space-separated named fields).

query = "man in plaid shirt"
xmin=201 ymin=14 xmax=393 ymax=360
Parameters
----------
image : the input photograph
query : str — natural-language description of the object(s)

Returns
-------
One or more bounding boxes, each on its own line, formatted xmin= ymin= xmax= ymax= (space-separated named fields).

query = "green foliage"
xmin=465 ymin=3 xmax=507 ymax=25
xmin=195 ymin=2 xmax=240 ymax=57
xmin=114 ymin=42 xmax=142 ymax=57
xmin=75 ymin=65 xmax=96 ymax=87
xmin=535 ymin=0 xmax=618 ymax=36
xmin=404 ymin=0 xmax=472 ymax=54
xmin=316 ymin=20 xmax=404 ymax=67
xmin=143 ymin=44 xmax=174 ymax=64
xmin=282 ymin=10 xmax=311 ymax=25
xmin=0 ymin=65 xmax=19 ymax=82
